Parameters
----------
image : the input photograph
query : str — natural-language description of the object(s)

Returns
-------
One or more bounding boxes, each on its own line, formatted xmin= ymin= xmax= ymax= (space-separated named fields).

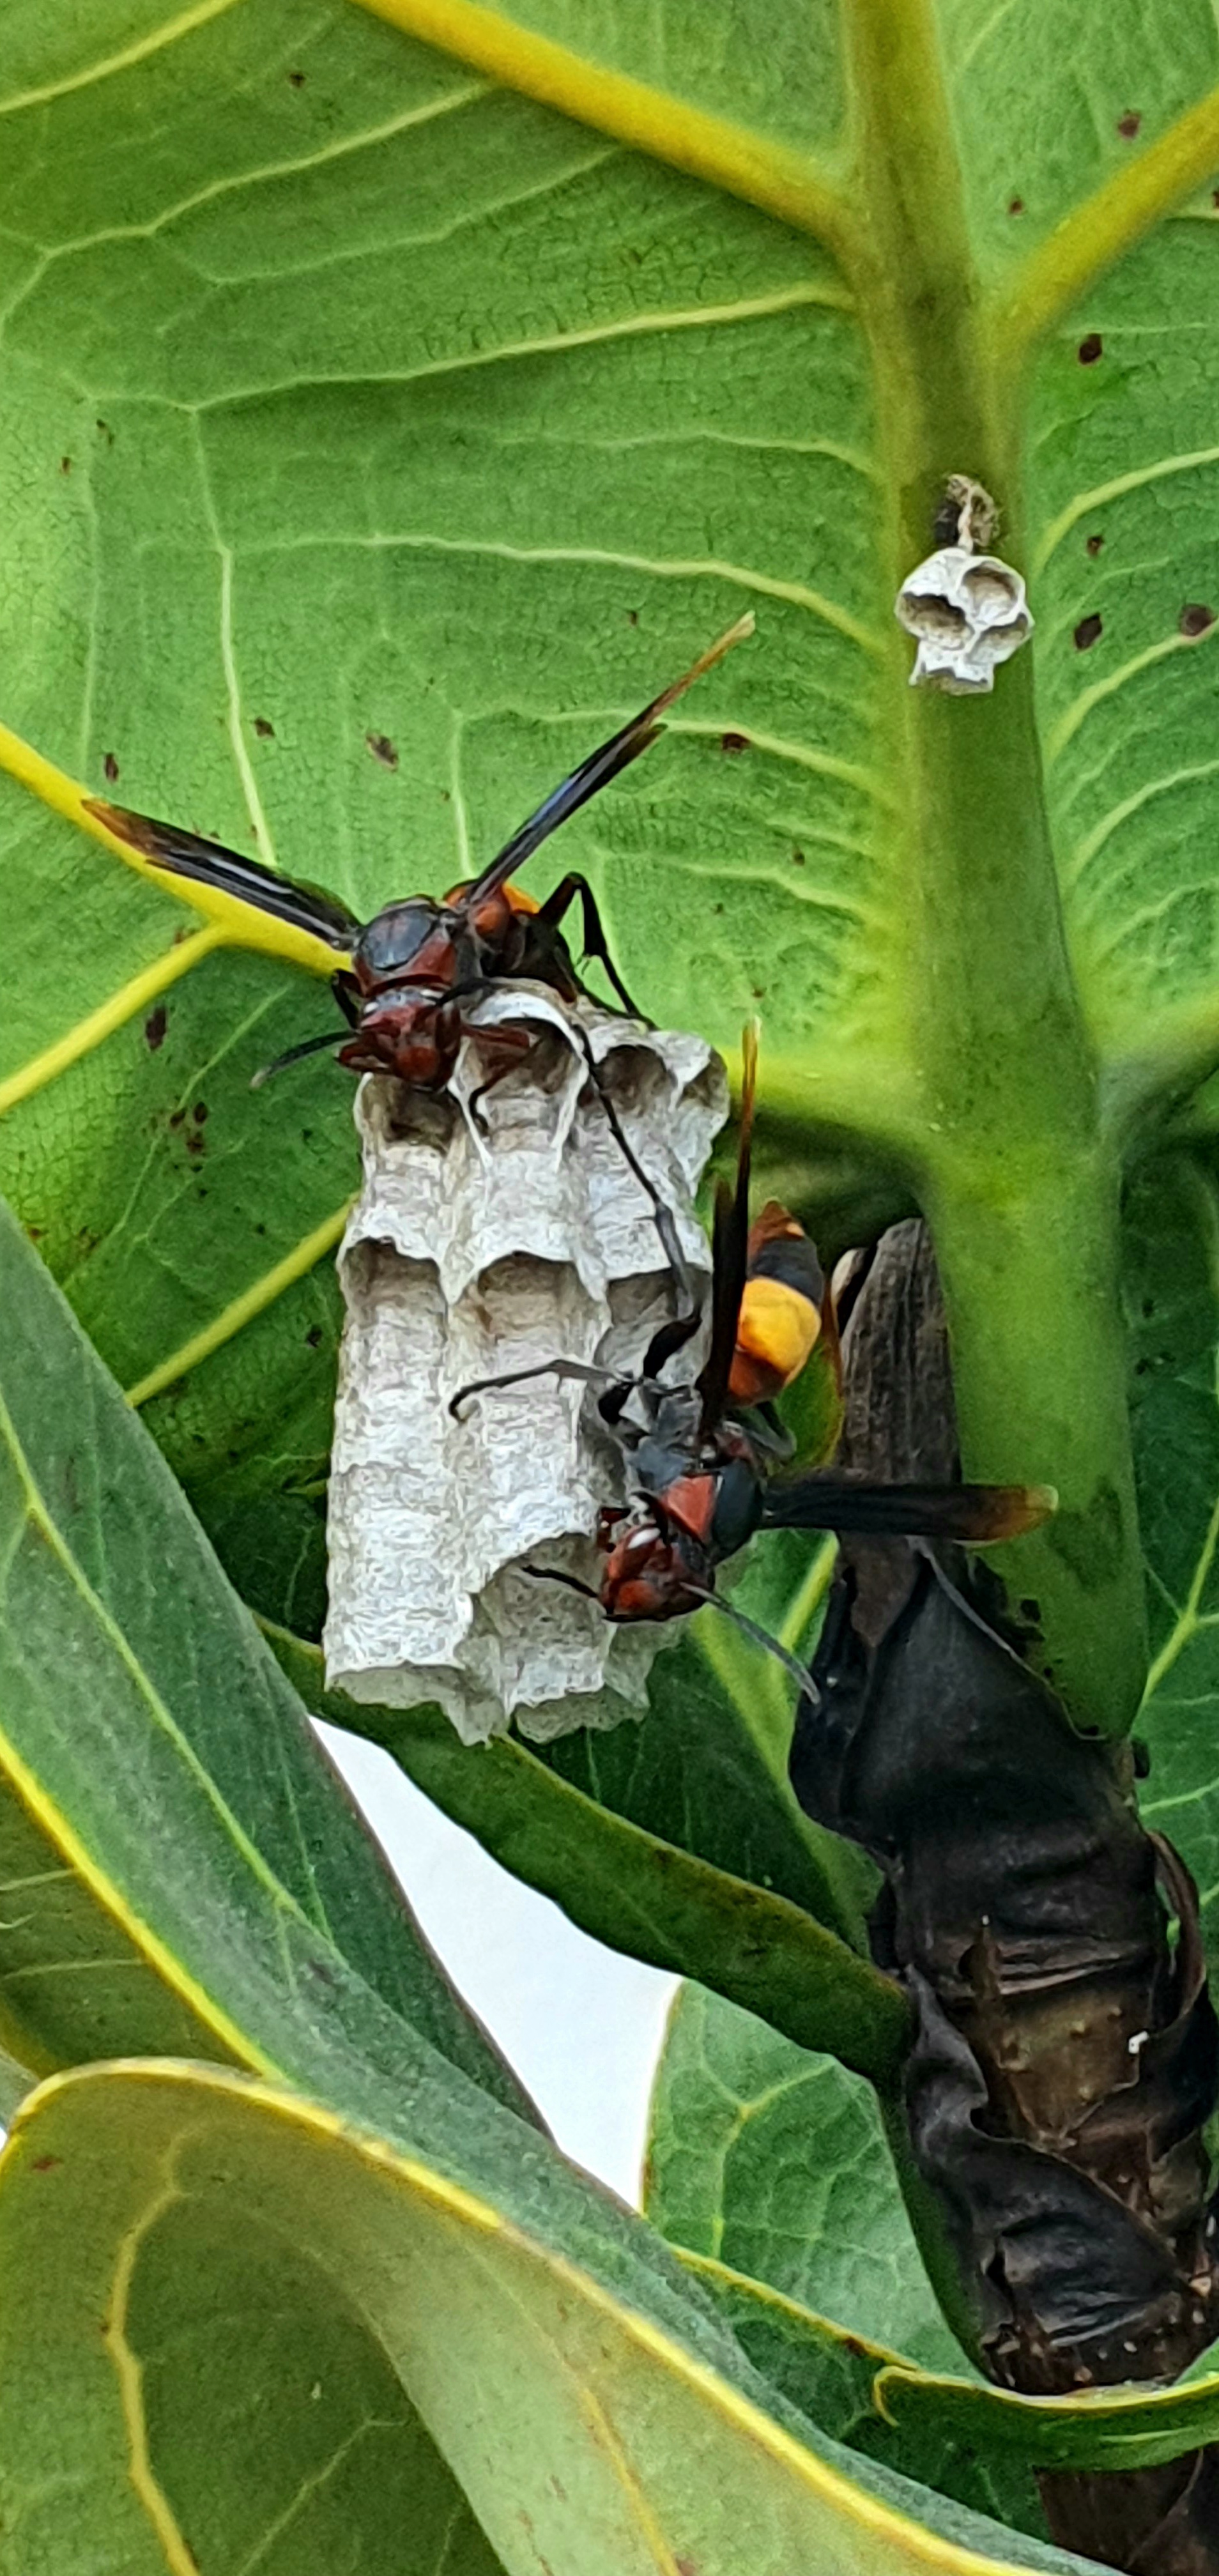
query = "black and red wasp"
xmin=453 ymin=1029 xmax=1054 ymax=1682
xmin=88 ymin=615 xmax=751 ymax=1292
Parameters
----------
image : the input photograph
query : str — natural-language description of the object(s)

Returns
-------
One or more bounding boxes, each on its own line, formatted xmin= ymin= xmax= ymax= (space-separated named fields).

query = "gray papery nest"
xmin=323 ymin=984 xmax=727 ymax=1742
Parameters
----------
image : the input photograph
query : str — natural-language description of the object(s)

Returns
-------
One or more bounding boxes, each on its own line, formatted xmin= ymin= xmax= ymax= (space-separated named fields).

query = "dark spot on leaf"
xmin=307 ymin=1957 xmax=338 ymax=1988
xmin=1116 ymin=109 xmax=1141 ymax=138
xmin=1213 ymin=187 xmax=1219 ymax=208
xmin=194 ymin=1101 xmax=209 ymax=1123
xmin=1179 ymin=601 xmax=1215 ymax=637
xmin=1141 ymin=1297 xmax=1155 ymax=1318
xmin=171 ymin=925 xmax=192 ymax=946
xmin=366 ymin=730 xmax=398 ymax=769
xmin=792 ymin=847 xmax=806 ymax=866
xmin=59 ymin=455 xmax=72 ymax=473
xmin=144 ymin=1004 xmax=168 ymax=1051
xmin=1134 ymin=1355 xmax=1151 ymax=1376
xmin=95 ymin=418 xmax=113 ymax=443
xmin=710 ymin=900 xmax=723 ymax=914
xmin=676 ymin=2559 xmax=700 ymax=2576
xmin=169 ymin=1108 xmax=185 ymax=1128
xmin=31 ymin=2155 xmax=61 ymax=2172
xmin=843 ymin=2334 xmax=866 ymax=2358
xmin=1008 ymin=195 xmax=1024 ymax=216
xmin=1085 ymin=532 xmax=1104 ymax=556
xmin=1047 ymin=1477 xmax=1124 ymax=1588
xmin=254 ymin=715 xmax=275 ymax=738
xmin=24 ymin=1225 xmax=44 ymax=1241
xmin=720 ymin=731 xmax=750 ymax=754
xmin=306 ymin=1325 xmax=323 ymax=1349
xmin=750 ymin=983 xmax=765 ymax=999
xmin=626 ymin=608 xmax=639 ymax=625
xmin=1074 ymin=613 xmax=1103 ymax=650
xmin=1019 ymin=1597 xmax=1040 ymax=1623
xmin=254 ymin=1221 xmax=266 ymax=1236
xmin=288 ymin=68 xmax=305 ymax=86
xmin=1078 ymin=332 xmax=1103 ymax=364
xmin=103 ymin=751 xmax=119 ymax=783
xmin=186 ymin=1132 xmax=205 ymax=1157
xmin=1132 ymin=1737 xmax=1151 ymax=1777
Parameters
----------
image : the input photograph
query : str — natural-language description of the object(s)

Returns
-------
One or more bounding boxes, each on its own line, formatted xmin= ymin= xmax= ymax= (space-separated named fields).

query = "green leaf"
xmin=0 ymin=2058 xmax=1114 ymax=2576
xmin=0 ymin=1177 xmax=972 ymax=2576
xmin=272 ymin=1620 xmax=908 ymax=2083
xmin=1124 ymin=1147 xmax=1219 ymax=1974
xmin=679 ymin=2256 xmax=1046 ymax=2542
xmin=17 ymin=0 xmax=1219 ymax=1722
xmin=684 ymin=2251 xmax=1219 ymax=2511
xmin=644 ymin=1981 xmax=962 ymax=2368
xmin=0 ymin=1188 xmax=532 ymax=2119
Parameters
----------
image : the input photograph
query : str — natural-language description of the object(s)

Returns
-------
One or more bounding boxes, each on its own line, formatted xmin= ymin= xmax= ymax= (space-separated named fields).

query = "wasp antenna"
xmin=520 ymin=1563 xmax=602 ymax=1602
xmin=250 ymin=1028 xmax=346 ymax=1087
xmin=688 ymin=1584 xmax=821 ymax=1706
xmin=250 ymin=1029 xmax=346 ymax=1086
xmin=648 ymin=611 xmax=755 ymax=720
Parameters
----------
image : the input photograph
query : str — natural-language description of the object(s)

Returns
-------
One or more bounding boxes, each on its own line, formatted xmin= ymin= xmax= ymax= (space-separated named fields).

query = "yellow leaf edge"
xmin=5 ymin=2055 xmax=1061 ymax=2576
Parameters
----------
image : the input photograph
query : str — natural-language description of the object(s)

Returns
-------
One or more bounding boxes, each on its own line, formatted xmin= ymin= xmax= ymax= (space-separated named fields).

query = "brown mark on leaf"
xmin=254 ymin=715 xmax=275 ymax=739
xmin=103 ymin=751 xmax=119 ymax=783
xmin=95 ymin=418 xmax=113 ymax=443
xmin=1117 ymin=109 xmax=1141 ymax=138
xmin=169 ymin=1107 xmax=185 ymax=1128
xmin=194 ymin=1101 xmax=209 ymax=1123
xmin=185 ymin=1132 xmax=206 ymax=1158
xmin=1078 ymin=332 xmax=1103 ymax=364
xmin=366 ymin=731 xmax=399 ymax=770
xmin=144 ymin=1004 xmax=168 ymax=1051
xmin=288 ymin=67 xmax=305 ymax=86
xmin=792 ymin=847 xmax=806 ymax=866
xmin=59 ymin=455 xmax=72 ymax=473
xmin=626 ymin=607 xmax=639 ymax=625
xmin=720 ymin=731 xmax=750 ymax=754
xmin=676 ymin=2559 xmax=700 ymax=2575
xmin=31 ymin=2155 xmax=61 ymax=2172
xmin=1085 ymin=532 xmax=1105 ymax=557
xmin=1179 ymin=602 xmax=1216 ymax=638
xmin=1008 ymin=195 xmax=1024 ymax=215
xmin=306 ymin=1324 xmax=323 ymax=1349
xmin=1074 ymin=613 xmax=1103 ymax=650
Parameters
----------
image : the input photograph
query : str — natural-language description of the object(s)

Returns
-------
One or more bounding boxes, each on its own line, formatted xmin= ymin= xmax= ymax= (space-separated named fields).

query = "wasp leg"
xmin=537 ymin=873 xmax=645 ymax=1020
xmin=572 ymin=1026 xmax=697 ymax=1315
xmin=463 ymin=1025 xmax=536 ymax=1132
xmin=449 ymin=1356 xmax=620 ymax=1420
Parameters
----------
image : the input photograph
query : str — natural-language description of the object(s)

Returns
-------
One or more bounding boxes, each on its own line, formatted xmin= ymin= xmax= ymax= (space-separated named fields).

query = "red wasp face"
xmin=338 ymin=990 xmax=461 ymax=1089
xmin=599 ymin=1515 xmax=709 ymax=1622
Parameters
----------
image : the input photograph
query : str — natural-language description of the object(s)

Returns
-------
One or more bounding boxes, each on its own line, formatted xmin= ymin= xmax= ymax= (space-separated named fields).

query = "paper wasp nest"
xmin=323 ymin=987 xmax=726 ymax=1744
xmin=895 ymin=475 xmax=1032 ymax=694
xmin=895 ymin=547 xmax=1032 ymax=693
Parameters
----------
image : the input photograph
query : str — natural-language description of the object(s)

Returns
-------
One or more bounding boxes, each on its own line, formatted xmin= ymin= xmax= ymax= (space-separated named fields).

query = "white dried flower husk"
xmin=323 ymin=985 xmax=727 ymax=1744
xmin=895 ymin=546 xmax=1033 ymax=694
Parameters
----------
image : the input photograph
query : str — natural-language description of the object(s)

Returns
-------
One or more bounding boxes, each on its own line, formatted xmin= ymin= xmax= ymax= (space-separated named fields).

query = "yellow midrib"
xmin=349 ymin=0 xmax=1219 ymax=371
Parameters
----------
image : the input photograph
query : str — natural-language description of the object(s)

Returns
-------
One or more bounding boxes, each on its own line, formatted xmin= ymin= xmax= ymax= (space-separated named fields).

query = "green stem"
xmin=836 ymin=0 xmax=1148 ymax=1735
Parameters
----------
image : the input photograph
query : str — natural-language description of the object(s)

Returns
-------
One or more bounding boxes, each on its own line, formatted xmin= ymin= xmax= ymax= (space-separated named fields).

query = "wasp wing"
xmin=463 ymin=613 xmax=754 ymax=910
xmin=86 ymin=800 xmax=360 ymax=972
xmin=760 ymin=1476 xmax=1057 ymax=1542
